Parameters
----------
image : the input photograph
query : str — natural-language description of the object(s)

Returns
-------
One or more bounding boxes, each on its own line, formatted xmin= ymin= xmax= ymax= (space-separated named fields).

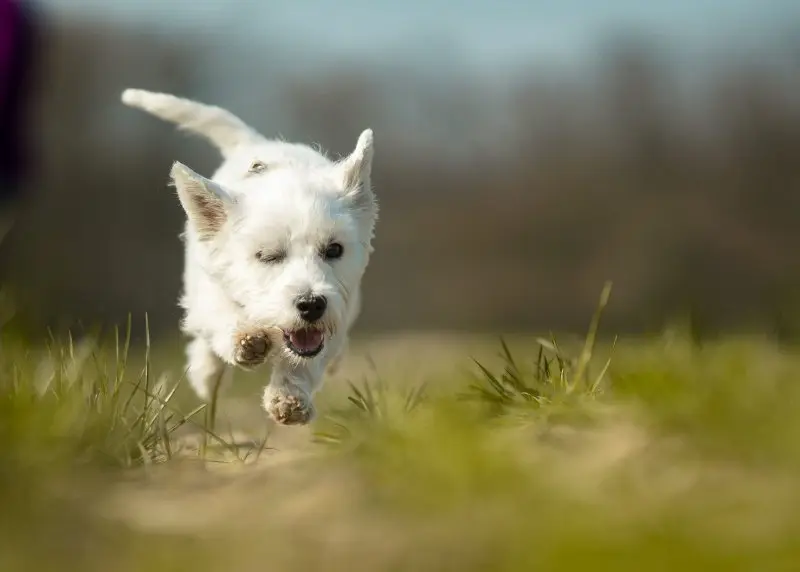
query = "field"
xmin=2 ymin=288 xmax=800 ymax=571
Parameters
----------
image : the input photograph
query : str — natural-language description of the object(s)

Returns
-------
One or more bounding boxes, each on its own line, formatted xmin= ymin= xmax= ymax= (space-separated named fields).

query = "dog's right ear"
xmin=169 ymin=162 xmax=234 ymax=239
xmin=338 ymin=129 xmax=376 ymax=215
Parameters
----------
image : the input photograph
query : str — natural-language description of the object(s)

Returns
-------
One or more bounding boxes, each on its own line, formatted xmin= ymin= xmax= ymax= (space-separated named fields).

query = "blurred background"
xmin=1 ymin=0 xmax=799 ymax=339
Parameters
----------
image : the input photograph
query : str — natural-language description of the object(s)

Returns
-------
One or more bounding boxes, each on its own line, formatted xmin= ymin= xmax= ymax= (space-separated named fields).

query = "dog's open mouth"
xmin=283 ymin=328 xmax=325 ymax=358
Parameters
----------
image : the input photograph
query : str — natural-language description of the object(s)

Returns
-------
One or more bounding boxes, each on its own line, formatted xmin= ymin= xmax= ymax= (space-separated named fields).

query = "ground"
xmin=2 ymin=317 xmax=800 ymax=571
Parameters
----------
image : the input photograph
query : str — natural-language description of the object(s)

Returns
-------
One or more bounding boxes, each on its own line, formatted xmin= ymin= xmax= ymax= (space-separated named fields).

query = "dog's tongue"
xmin=290 ymin=328 xmax=323 ymax=351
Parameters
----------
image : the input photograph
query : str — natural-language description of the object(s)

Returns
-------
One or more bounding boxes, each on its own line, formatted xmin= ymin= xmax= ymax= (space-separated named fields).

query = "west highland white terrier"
xmin=121 ymin=89 xmax=377 ymax=426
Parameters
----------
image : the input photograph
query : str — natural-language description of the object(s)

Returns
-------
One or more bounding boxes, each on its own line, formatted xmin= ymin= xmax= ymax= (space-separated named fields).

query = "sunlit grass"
xmin=2 ymin=283 xmax=800 ymax=571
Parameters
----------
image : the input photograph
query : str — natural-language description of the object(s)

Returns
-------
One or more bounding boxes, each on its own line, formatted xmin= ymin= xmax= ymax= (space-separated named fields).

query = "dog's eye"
xmin=249 ymin=161 xmax=267 ymax=174
xmin=256 ymin=250 xmax=284 ymax=264
xmin=323 ymin=242 xmax=344 ymax=260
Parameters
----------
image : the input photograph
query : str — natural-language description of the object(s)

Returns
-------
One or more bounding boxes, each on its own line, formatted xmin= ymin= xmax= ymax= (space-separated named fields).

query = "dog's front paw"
xmin=263 ymin=385 xmax=316 ymax=426
xmin=234 ymin=331 xmax=270 ymax=368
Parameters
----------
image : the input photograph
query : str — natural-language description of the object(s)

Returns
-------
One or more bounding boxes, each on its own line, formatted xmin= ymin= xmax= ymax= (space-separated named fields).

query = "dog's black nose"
xmin=296 ymin=294 xmax=327 ymax=323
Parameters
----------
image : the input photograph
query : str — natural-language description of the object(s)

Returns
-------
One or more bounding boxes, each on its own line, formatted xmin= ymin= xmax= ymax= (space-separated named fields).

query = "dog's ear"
xmin=338 ymin=129 xmax=375 ymax=212
xmin=169 ymin=161 xmax=234 ymax=238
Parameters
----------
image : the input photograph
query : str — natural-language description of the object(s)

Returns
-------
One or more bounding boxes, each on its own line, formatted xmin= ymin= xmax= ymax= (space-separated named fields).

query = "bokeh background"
xmin=2 ymin=0 xmax=800 ymax=339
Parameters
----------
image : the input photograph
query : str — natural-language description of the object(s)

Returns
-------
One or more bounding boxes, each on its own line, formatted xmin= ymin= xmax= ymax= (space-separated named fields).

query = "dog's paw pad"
xmin=265 ymin=392 xmax=315 ymax=426
xmin=234 ymin=332 xmax=270 ymax=367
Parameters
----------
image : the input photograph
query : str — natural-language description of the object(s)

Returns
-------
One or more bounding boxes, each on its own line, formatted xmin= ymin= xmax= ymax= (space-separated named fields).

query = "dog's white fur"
xmin=121 ymin=88 xmax=377 ymax=425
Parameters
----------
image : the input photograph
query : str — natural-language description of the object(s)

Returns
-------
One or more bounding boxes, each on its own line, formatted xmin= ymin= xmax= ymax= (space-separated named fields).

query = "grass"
xmin=2 ymin=283 xmax=800 ymax=570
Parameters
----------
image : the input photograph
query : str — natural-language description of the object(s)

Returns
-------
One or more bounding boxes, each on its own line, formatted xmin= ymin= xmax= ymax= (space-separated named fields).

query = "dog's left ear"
xmin=338 ymin=129 xmax=375 ymax=212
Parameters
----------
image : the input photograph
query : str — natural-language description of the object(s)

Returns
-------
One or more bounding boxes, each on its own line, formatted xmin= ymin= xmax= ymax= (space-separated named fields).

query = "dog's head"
xmin=171 ymin=130 xmax=377 ymax=362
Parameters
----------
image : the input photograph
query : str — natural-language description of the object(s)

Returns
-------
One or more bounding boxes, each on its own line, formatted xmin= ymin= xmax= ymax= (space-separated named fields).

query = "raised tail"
xmin=121 ymin=89 xmax=262 ymax=157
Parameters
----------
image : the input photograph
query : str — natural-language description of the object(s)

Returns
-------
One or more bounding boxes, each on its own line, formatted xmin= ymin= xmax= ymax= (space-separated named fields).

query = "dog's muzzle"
xmin=283 ymin=327 xmax=325 ymax=358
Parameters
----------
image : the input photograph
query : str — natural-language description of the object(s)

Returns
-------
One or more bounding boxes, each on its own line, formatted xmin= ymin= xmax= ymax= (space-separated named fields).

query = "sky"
xmin=39 ymin=0 xmax=800 ymax=71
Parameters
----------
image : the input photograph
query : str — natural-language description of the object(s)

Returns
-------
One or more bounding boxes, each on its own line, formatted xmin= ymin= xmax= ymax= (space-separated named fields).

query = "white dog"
xmin=121 ymin=89 xmax=377 ymax=425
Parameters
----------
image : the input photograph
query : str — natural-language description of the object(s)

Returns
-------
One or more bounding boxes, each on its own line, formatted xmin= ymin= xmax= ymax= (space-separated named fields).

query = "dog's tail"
xmin=121 ymin=88 xmax=261 ymax=157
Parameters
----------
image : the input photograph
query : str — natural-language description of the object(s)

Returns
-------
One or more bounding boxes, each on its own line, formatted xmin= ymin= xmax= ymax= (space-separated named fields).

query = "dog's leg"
xmin=186 ymin=336 xmax=227 ymax=402
xmin=186 ymin=326 xmax=271 ymax=397
xmin=207 ymin=325 xmax=272 ymax=370
xmin=262 ymin=361 xmax=324 ymax=426
xmin=185 ymin=323 xmax=272 ymax=437
xmin=182 ymin=270 xmax=272 ymax=372
xmin=187 ymin=328 xmax=271 ymax=425
xmin=261 ymin=333 xmax=349 ymax=425
xmin=186 ymin=336 xmax=243 ymax=451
